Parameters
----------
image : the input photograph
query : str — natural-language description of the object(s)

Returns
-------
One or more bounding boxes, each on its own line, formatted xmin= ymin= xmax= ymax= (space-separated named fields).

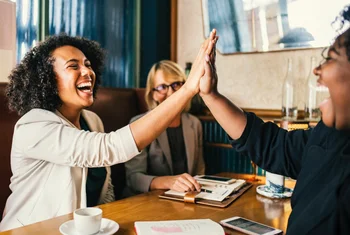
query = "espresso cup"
xmin=74 ymin=207 xmax=102 ymax=235
xmin=265 ymin=171 xmax=285 ymax=193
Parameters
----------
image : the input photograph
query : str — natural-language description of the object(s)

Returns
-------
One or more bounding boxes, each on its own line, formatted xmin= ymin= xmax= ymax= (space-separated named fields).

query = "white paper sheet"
xmin=164 ymin=179 xmax=246 ymax=202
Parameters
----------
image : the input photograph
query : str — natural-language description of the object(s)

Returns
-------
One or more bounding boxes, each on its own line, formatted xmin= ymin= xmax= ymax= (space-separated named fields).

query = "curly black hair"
xmin=6 ymin=34 xmax=105 ymax=116
xmin=336 ymin=5 xmax=350 ymax=61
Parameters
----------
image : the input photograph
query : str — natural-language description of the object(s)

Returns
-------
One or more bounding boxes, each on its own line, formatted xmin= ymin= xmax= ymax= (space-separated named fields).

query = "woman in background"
xmin=0 ymin=30 xmax=217 ymax=231
xmin=124 ymin=60 xmax=205 ymax=196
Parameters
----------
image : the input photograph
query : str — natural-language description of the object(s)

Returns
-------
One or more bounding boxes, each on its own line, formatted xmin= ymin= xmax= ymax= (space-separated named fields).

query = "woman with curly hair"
xmin=124 ymin=60 xmax=205 ymax=196
xmin=199 ymin=6 xmax=350 ymax=235
xmin=0 ymin=30 xmax=217 ymax=231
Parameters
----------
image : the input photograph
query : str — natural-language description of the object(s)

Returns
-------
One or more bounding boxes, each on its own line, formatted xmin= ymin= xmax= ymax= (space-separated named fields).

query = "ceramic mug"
xmin=265 ymin=171 xmax=285 ymax=193
xmin=74 ymin=207 xmax=102 ymax=235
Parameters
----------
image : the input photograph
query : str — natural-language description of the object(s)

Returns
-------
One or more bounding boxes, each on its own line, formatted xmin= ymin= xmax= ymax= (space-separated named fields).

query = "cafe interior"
xmin=0 ymin=0 xmax=349 ymax=234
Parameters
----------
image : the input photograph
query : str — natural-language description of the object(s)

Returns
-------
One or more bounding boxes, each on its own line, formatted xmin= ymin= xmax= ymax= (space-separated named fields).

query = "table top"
xmin=0 ymin=173 xmax=295 ymax=235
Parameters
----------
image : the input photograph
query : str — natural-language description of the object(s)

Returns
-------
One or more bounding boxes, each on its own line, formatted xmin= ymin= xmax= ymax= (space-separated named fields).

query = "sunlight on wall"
xmin=177 ymin=0 xmax=324 ymax=110
xmin=288 ymin=0 xmax=349 ymax=46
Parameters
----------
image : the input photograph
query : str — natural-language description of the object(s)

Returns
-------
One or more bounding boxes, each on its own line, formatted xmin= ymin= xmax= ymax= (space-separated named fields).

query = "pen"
xmin=201 ymin=188 xmax=213 ymax=193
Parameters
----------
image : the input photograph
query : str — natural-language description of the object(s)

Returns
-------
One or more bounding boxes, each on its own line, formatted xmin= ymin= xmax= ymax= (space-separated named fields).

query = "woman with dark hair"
xmin=0 ymin=30 xmax=217 ymax=231
xmin=199 ymin=6 xmax=350 ymax=234
xmin=124 ymin=60 xmax=205 ymax=196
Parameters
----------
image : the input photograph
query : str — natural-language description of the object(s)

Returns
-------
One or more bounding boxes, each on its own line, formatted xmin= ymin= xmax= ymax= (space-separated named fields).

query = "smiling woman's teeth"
xmin=77 ymin=82 xmax=92 ymax=92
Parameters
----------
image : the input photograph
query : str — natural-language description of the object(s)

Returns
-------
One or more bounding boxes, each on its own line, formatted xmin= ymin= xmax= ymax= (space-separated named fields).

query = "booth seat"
xmin=0 ymin=82 xmax=147 ymax=218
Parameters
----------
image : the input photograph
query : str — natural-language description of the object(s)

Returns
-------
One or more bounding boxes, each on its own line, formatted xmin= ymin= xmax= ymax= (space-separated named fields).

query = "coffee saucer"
xmin=59 ymin=218 xmax=119 ymax=235
xmin=256 ymin=185 xmax=293 ymax=199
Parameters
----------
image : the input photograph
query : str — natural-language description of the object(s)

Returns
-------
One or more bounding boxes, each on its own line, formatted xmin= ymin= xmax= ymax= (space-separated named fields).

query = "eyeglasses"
xmin=152 ymin=81 xmax=184 ymax=94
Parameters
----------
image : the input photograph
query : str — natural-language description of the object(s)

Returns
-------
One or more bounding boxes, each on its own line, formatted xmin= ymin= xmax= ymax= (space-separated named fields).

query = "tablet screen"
xmin=200 ymin=175 xmax=232 ymax=182
xmin=226 ymin=218 xmax=274 ymax=234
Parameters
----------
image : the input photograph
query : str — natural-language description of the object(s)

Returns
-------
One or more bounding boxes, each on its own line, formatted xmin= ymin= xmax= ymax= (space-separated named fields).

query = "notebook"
xmin=134 ymin=219 xmax=225 ymax=235
xmin=159 ymin=178 xmax=252 ymax=208
xmin=164 ymin=179 xmax=247 ymax=202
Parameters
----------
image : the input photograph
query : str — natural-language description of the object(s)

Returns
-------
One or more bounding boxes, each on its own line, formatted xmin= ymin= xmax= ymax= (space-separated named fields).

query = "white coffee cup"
xmin=265 ymin=171 xmax=285 ymax=193
xmin=74 ymin=207 xmax=102 ymax=235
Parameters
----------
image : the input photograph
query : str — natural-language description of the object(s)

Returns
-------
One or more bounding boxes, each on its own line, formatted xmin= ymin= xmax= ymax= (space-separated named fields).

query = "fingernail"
xmin=205 ymin=54 xmax=210 ymax=62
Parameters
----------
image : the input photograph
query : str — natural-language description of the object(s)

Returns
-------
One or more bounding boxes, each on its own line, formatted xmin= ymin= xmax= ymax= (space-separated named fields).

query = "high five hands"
xmin=184 ymin=29 xmax=218 ymax=96
xmin=200 ymin=30 xmax=218 ymax=98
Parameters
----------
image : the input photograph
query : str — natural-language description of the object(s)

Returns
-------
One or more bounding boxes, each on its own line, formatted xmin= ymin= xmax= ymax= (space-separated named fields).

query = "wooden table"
xmin=0 ymin=173 xmax=295 ymax=235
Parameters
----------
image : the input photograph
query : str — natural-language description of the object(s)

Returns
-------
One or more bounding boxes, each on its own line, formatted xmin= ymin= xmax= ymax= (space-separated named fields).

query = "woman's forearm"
xmin=202 ymin=92 xmax=247 ymax=140
xmin=130 ymin=87 xmax=194 ymax=151
xmin=150 ymin=176 xmax=172 ymax=190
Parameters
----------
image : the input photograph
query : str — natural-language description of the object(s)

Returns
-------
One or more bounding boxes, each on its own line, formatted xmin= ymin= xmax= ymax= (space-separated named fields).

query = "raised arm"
xmin=130 ymin=29 xmax=218 ymax=151
xmin=199 ymin=52 xmax=247 ymax=140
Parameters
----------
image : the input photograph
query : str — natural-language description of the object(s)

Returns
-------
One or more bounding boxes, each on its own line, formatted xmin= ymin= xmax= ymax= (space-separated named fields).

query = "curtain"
xmin=48 ymin=0 xmax=138 ymax=88
xmin=16 ymin=0 xmax=138 ymax=88
xmin=16 ymin=0 xmax=39 ymax=62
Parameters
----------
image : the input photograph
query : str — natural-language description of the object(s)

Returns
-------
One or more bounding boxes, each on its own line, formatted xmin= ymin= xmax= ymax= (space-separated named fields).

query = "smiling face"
xmin=152 ymin=70 xmax=184 ymax=104
xmin=145 ymin=60 xmax=189 ymax=111
xmin=314 ymin=30 xmax=350 ymax=130
xmin=52 ymin=45 xmax=96 ymax=113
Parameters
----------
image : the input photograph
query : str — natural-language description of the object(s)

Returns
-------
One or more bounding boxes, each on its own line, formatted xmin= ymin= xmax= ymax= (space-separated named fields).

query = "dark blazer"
xmin=124 ymin=112 xmax=205 ymax=194
xmin=231 ymin=112 xmax=350 ymax=235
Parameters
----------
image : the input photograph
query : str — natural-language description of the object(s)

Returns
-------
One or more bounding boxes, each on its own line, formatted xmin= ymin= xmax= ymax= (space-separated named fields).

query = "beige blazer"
xmin=0 ymin=109 xmax=139 ymax=231
xmin=125 ymin=113 xmax=205 ymax=194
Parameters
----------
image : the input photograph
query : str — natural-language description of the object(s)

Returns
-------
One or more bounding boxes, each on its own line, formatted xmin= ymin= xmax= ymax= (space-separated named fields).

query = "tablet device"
xmin=195 ymin=175 xmax=236 ymax=184
xmin=220 ymin=216 xmax=283 ymax=235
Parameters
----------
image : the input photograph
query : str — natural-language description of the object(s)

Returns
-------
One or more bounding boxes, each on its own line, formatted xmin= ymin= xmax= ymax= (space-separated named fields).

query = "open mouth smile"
xmin=76 ymin=81 xmax=93 ymax=94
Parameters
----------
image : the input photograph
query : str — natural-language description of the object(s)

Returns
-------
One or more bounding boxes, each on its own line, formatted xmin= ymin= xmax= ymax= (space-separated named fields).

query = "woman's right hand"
xmin=199 ymin=39 xmax=218 ymax=98
xmin=183 ymin=29 xmax=218 ymax=96
xmin=168 ymin=173 xmax=201 ymax=192
xmin=151 ymin=173 xmax=201 ymax=192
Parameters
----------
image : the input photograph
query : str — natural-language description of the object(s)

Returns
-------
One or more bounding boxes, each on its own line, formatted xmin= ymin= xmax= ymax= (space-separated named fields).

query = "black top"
xmin=80 ymin=116 xmax=107 ymax=207
xmin=167 ymin=124 xmax=188 ymax=175
xmin=230 ymin=112 xmax=350 ymax=234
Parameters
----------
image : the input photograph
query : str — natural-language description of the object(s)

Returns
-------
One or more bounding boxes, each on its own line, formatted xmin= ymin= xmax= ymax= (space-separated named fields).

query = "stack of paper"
xmin=164 ymin=179 xmax=246 ymax=202
xmin=134 ymin=219 xmax=225 ymax=235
